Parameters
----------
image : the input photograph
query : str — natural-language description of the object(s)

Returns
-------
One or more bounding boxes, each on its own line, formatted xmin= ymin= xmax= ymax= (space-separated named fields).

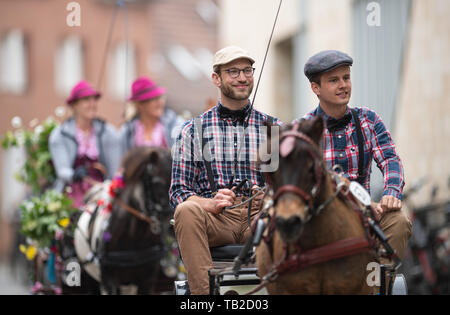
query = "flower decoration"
xmin=109 ymin=176 xmax=125 ymax=197
xmin=19 ymin=244 xmax=38 ymax=261
xmin=20 ymin=190 xmax=76 ymax=249
xmin=2 ymin=117 xmax=59 ymax=195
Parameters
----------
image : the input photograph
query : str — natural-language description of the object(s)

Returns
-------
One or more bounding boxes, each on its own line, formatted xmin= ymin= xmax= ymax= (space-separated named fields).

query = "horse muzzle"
xmin=274 ymin=214 xmax=303 ymax=243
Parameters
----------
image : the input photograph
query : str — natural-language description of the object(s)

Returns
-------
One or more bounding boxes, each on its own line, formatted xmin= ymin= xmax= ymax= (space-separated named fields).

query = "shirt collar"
xmin=216 ymin=101 xmax=252 ymax=121
xmin=316 ymin=104 xmax=351 ymax=120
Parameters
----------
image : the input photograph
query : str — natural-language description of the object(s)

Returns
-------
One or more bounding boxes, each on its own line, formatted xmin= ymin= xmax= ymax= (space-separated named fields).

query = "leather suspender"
xmin=350 ymin=109 xmax=365 ymax=185
xmin=202 ymin=134 xmax=217 ymax=193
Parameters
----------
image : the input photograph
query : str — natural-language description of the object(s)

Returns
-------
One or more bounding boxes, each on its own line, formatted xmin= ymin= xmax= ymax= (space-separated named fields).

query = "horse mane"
xmin=121 ymin=146 xmax=166 ymax=184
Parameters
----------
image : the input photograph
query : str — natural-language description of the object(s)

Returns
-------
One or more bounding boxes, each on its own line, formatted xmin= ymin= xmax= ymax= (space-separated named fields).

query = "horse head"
xmin=120 ymin=146 xmax=172 ymax=219
xmin=264 ymin=116 xmax=326 ymax=243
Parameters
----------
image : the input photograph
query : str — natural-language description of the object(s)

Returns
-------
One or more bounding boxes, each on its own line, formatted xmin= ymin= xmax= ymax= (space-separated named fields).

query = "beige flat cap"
xmin=213 ymin=46 xmax=255 ymax=68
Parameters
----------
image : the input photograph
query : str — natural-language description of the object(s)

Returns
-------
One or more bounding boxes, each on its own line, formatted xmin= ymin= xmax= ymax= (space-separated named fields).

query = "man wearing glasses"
xmin=169 ymin=46 xmax=279 ymax=294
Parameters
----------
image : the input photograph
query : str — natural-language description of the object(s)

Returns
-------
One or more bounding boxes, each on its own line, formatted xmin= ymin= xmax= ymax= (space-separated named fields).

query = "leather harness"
xmin=246 ymin=124 xmax=386 ymax=292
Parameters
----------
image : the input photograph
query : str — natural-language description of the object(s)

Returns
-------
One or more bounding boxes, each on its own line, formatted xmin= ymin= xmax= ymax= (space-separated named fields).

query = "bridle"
xmin=115 ymin=162 xmax=170 ymax=235
xmin=271 ymin=122 xmax=326 ymax=221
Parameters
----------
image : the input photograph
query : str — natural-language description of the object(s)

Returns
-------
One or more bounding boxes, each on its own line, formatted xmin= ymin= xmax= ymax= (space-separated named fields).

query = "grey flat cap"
xmin=304 ymin=50 xmax=353 ymax=80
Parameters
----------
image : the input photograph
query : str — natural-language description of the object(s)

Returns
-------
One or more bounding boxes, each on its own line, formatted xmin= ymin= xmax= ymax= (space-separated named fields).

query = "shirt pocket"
xmin=345 ymin=143 xmax=360 ymax=179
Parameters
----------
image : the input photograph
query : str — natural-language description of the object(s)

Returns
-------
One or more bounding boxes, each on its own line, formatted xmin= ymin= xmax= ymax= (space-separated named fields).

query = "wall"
xmin=394 ymin=0 xmax=450 ymax=204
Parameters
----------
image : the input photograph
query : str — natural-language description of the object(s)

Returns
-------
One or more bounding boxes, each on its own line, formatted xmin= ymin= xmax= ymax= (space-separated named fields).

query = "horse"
xmin=254 ymin=116 xmax=379 ymax=294
xmin=73 ymin=146 xmax=176 ymax=294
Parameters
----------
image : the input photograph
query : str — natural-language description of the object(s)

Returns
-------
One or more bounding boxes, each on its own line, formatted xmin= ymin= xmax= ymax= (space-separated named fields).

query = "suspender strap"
xmin=351 ymin=109 xmax=365 ymax=185
xmin=202 ymin=115 xmax=274 ymax=194
xmin=202 ymin=134 xmax=217 ymax=193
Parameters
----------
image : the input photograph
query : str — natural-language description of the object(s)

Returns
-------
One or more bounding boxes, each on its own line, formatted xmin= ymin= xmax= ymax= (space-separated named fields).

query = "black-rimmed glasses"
xmin=222 ymin=67 xmax=255 ymax=79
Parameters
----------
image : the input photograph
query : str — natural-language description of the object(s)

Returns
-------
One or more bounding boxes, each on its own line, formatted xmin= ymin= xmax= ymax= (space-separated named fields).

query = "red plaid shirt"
xmin=301 ymin=105 xmax=405 ymax=199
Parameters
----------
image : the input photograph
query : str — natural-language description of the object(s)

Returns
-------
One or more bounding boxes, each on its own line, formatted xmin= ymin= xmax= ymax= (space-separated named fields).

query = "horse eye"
xmin=309 ymin=162 xmax=316 ymax=176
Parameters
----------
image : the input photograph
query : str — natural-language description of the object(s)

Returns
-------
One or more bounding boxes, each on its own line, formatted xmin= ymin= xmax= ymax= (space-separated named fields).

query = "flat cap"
xmin=304 ymin=50 xmax=353 ymax=81
xmin=213 ymin=46 xmax=255 ymax=68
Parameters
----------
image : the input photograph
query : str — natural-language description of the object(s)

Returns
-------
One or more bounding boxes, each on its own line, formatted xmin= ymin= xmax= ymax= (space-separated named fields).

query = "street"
xmin=0 ymin=262 xmax=29 ymax=295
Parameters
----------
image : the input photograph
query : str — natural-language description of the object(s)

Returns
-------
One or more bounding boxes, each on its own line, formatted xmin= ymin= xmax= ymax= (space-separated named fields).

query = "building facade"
xmin=0 ymin=0 xmax=219 ymax=257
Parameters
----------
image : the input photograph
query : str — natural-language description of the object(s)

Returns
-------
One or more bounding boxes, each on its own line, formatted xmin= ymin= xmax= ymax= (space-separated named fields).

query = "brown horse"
xmin=255 ymin=116 xmax=378 ymax=294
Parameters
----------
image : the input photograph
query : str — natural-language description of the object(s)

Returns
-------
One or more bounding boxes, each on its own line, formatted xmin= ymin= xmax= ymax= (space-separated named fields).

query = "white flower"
xmin=55 ymin=106 xmax=66 ymax=118
xmin=14 ymin=130 xmax=25 ymax=146
xmin=11 ymin=116 xmax=22 ymax=129
xmin=34 ymin=125 xmax=44 ymax=135
xmin=47 ymin=201 xmax=62 ymax=212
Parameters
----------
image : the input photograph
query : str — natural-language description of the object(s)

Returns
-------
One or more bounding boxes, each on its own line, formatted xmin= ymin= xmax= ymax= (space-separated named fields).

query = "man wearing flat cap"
xmin=299 ymin=50 xmax=411 ymax=291
xmin=170 ymin=46 xmax=279 ymax=294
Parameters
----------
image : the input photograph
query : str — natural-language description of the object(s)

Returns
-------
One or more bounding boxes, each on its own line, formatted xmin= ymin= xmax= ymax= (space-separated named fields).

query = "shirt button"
xmin=339 ymin=153 xmax=344 ymax=158
xmin=338 ymin=135 xmax=343 ymax=139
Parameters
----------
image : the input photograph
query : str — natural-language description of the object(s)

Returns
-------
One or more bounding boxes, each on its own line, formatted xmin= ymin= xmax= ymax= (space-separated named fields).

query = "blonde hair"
xmin=124 ymin=102 xmax=138 ymax=121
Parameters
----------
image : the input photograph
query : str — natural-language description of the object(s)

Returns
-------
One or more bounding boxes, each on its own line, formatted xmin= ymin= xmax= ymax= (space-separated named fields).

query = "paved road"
xmin=0 ymin=263 xmax=29 ymax=295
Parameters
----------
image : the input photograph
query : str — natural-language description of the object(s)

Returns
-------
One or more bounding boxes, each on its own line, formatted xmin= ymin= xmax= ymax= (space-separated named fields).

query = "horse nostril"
xmin=275 ymin=215 xmax=302 ymax=234
xmin=287 ymin=215 xmax=302 ymax=228
xmin=274 ymin=217 xmax=286 ymax=230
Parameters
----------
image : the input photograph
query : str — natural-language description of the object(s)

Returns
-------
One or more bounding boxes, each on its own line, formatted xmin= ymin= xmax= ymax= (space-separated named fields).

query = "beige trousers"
xmin=378 ymin=209 xmax=413 ymax=263
xmin=174 ymin=198 xmax=412 ymax=295
xmin=174 ymin=197 xmax=259 ymax=295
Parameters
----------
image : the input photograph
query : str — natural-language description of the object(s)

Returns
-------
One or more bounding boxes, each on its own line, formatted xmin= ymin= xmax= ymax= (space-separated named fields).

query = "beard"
xmin=220 ymin=82 xmax=254 ymax=101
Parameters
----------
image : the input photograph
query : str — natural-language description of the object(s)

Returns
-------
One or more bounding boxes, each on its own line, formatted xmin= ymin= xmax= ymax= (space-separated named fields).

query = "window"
xmin=196 ymin=0 xmax=218 ymax=25
xmin=54 ymin=36 xmax=84 ymax=96
xmin=0 ymin=30 xmax=27 ymax=94
xmin=352 ymin=0 xmax=412 ymax=130
xmin=167 ymin=45 xmax=202 ymax=81
xmin=109 ymin=41 xmax=136 ymax=100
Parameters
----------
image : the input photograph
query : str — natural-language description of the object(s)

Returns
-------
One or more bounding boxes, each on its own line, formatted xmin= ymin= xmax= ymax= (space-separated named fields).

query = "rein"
xmin=114 ymin=197 xmax=153 ymax=225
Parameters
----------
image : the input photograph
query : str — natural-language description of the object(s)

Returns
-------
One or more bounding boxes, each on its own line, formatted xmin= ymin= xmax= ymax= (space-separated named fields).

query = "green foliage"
xmin=19 ymin=189 xmax=76 ymax=249
xmin=2 ymin=116 xmax=75 ymax=249
xmin=2 ymin=117 xmax=59 ymax=195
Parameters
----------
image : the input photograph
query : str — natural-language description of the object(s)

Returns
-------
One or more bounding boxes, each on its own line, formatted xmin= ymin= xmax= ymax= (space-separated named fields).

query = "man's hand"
xmin=186 ymin=189 xmax=236 ymax=215
xmin=373 ymin=195 xmax=402 ymax=220
xmin=251 ymin=185 xmax=264 ymax=209
xmin=208 ymin=189 xmax=236 ymax=214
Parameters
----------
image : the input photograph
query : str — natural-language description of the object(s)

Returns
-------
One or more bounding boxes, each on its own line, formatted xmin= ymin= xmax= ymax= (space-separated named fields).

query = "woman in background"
xmin=49 ymin=80 xmax=120 ymax=207
xmin=119 ymin=76 xmax=184 ymax=158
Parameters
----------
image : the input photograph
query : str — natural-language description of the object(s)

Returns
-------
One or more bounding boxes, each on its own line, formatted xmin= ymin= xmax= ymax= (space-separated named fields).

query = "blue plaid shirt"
xmin=301 ymin=105 xmax=405 ymax=199
xmin=169 ymin=102 xmax=279 ymax=210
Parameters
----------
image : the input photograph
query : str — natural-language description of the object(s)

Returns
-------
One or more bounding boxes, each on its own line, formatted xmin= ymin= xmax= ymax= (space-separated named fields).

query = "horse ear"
xmin=148 ymin=150 xmax=159 ymax=165
xmin=307 ymin=116 xmax=325 ymax=145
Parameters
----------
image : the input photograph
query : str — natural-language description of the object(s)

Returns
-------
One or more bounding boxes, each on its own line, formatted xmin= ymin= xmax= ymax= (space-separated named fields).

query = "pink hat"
xmin=66 ymin=80 xmax=101 ymax=105
xmin=129 ymin=77 xmax=166 ymax=102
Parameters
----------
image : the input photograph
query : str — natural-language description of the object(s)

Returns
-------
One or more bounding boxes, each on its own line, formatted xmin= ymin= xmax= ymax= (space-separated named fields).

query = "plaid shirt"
xmin=169 ymin=102 xmax=278 ymax=210
xmin=301 ymin=105 xmax=405 ymax=200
